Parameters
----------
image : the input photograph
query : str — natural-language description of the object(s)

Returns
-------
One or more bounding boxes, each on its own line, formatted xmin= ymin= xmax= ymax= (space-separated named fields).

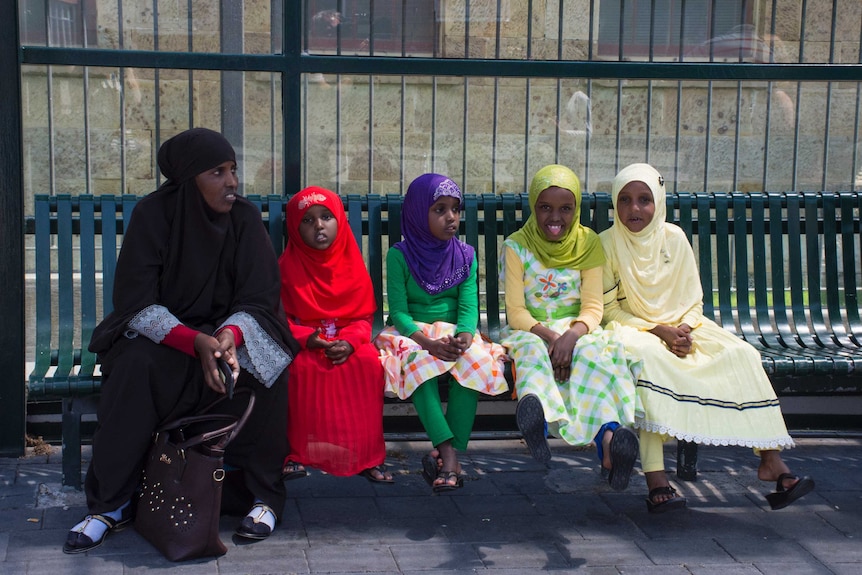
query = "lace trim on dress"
xmin=222 ymin=311 xmax=293 ymax=388
xmin=634 ymin=418 xmax=796 ymax=450
xmin=126 ymin=304 xmax=181 ymax=343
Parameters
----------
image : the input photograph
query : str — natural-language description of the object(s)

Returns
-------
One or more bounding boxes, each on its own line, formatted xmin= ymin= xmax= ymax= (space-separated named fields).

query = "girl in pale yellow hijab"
xmin=601 ymin=162 xmax=814 ymax=513
xmin=500 ymin=164 xmax=639 ymax=491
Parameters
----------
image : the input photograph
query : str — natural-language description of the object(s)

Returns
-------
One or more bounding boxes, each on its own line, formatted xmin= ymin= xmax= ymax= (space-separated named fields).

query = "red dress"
xmin=280 ymin=186 xmax=386 ymax=476
xmin=286 ymin=316 xmax=385 ymax=475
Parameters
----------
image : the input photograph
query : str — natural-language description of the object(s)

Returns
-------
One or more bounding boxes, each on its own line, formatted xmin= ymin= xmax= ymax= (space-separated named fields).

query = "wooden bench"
xmin=27 ymin=191 xmax=862 ymax=487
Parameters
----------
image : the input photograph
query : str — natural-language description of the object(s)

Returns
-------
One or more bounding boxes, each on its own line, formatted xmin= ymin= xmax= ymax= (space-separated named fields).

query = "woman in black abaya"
xmin=64 ymin=128 xmax=299 ymax=553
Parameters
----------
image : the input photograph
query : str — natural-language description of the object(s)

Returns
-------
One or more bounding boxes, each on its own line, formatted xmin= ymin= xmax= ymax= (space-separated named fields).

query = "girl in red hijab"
xmin=280 ymin=187 xmax=392 ymax=482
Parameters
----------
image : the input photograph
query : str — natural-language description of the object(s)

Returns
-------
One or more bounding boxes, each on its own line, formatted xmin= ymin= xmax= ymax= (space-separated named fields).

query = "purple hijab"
xmin=393 ymin=173 xmax=475 ymax=294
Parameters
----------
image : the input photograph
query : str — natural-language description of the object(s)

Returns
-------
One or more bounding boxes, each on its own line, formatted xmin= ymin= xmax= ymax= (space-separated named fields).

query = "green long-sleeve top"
xmin=385 ymin=247 xmax=479 ymax=337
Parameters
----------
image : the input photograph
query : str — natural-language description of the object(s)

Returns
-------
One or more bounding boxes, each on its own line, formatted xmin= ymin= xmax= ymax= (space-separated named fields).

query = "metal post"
xmin=0 ymin=0 xmax=26 ymax=457
xmin=284 ymin=1 xmax=303 ymax=196
xmin=221 ymin=0 xmax=244 ymax=179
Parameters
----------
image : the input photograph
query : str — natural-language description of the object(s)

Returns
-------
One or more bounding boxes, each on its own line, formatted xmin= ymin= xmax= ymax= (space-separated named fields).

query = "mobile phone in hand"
xmin=217 ymin=358 xmax=235 ymax=399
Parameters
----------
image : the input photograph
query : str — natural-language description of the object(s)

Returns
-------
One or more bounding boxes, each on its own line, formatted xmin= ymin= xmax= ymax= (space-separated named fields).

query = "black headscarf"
xmin=90 ymin=128 xmax=298 ymax=362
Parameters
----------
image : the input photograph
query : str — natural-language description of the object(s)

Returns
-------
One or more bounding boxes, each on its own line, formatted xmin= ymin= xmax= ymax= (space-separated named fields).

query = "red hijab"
xmin=280 ymin=187 xmax=376 ymax=321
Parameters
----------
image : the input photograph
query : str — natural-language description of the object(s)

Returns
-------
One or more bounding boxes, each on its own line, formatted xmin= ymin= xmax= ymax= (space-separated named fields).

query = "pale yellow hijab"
xmin=508 ymin=164 xmax=604 ymax=270
xmin=610 ymin=163 xmax=702 ymax=324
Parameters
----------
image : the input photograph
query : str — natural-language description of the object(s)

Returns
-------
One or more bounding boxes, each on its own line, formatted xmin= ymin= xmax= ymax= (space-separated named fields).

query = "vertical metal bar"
xmin=45 ymin=64 xmax=59 ymax=198
xmin=369 ymin=0 xmax=375 ymax=55
xmin=761 ymin=0 xmax=779 ymax=193
xmin=791 ymin=0 xmax=809 ymax=191
xmin=583 ymin=1 xmax=595 ymax=190
xmin=269 ymin=1 xmax=279 ymax=194
xmin=851 ymin=9 xmax=862 ymax=192
xmin=702 ymin=0 xmax=718 ymax=192
xmin=464 ymin=0 xmax=470 ymax=56
xmin=187 ymin=0 xmax=194 ymax=126
xmin=401 ymin=0 xmax=407 ymax=57
xmin=524 ymin=0 xmax=532 ymax=191
xmin=461 ymin=2 xmax=470 ymax=189
xmin=153 ymin=0 xmax=162 ymax=186
xmin=336 ymin=0 xmax=342 ymax=55
xmin=431 ymin=76 xmax=437 ymax=177
xmin=284 ymin=0 xmax=303 ymax=196
xmin=730 ymin=0 xmax=749 ymax=191
xmin=491 ymin=0 xmax=501 ymax=193
xmin=83 ymin=66 xmax=92 ymax=194
xmin=399 ymin=76 xmax=405 ymax=193
xmin=672 ymin=0 xmax=688 ymax=194
xmin=462 ymin=77 xmax=469 ymax=191
xmin=645 ymin=0 xmax=657 ymax=164
xmin=367 ymin=73 xmax=375 ymax=195
xmin=613 ymin=1 xmax=624 ymax=172
xmin=221 ymin=1 xmax=245 ymax=172
xmin=821 ymin=0 xmax=838 ymax=190
xmin=0 ymin=0 xmax=25 ymax=456
xmin=117 ymin=2 xmax=127 ymax=193
xmin=554 ymin=0 xmax=563 ymax=164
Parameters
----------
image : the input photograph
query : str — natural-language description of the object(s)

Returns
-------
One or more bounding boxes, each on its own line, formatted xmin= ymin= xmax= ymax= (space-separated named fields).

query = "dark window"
xmin=598 ymin=0 xmax=754 ymax=60
xmin=306 ymin=0 xmax=436 ymax=54
xmin=19 ymin=0 xmax=98 ymax=47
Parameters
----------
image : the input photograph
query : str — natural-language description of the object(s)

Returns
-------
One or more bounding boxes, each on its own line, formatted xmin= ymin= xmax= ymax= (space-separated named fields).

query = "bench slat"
xmin=839 ymin=192 xmax=862 ymax=344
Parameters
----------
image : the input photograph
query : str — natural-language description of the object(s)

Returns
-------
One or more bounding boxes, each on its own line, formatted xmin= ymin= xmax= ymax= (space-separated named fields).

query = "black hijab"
xmin=90 ymin=128 xmax=297 ymax=360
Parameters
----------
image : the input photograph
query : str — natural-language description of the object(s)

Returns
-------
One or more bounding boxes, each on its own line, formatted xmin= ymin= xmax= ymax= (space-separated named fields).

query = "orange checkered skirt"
xmin=374 ymin=321 xmax=510 ymax=400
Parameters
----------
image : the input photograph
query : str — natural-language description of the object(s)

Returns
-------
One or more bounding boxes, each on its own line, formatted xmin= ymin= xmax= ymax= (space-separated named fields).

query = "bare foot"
xmin=757 ymin=450 xmax=798 ymax=489
xmin=433 ymin=441 xmax=463 ymax=488
xmin=601 ymin=429 xmax=613 ymax=471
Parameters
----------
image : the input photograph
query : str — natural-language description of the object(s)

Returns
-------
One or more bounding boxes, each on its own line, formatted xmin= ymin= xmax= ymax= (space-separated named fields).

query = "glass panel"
xmin=18 ymin=0 xmax=283 ymax=54
xmin=305 ymin=0 xmax=437 ymax=55
xmin=21 ymin=65 xmax=283 ymax=200
xmin=302 ymin=74 xmax=862 ymax=195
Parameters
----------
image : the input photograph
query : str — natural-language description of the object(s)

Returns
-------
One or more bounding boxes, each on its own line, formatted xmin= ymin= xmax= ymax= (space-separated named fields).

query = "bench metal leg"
xmin=61 ymin=398 xmax=83 ymax=489
xmin=676 ymin=440 xmax=698 ymax=481
xmin=61 ymin=396 xmax=99 ymax=489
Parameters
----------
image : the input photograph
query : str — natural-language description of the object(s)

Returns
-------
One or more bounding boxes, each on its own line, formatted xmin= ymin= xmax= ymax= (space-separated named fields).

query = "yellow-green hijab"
xmin=508 ymin=164 xmax=604 ymax=270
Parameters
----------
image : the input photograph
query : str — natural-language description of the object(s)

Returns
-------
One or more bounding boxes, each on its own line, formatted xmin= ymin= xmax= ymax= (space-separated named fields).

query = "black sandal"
xmin=432 ymin=470 xmax=464 ymax=493
xmin=516 ymin=394 xmax=551 ymax=465
xmin=646 ymin=485 xmax=687 ymax=514
xmin=281 ymin=460 xmax=308 ymax=481
xmin=765 ymin=473 xmax=815 ymax=510
xmin=606 ymin=426 xmax=639 ymax=491
xmin=360 ymin=465 xmax=394 ymax=484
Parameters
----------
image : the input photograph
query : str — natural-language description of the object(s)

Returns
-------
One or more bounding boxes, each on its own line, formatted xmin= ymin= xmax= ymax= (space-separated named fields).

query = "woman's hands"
xmin=412 ymin=331 xmax=472 ymax=362
xmin=307 ymin=330 xmax=355 ymax=365
xmin=650 ymin=323 xmax=693 ymax=357
xmin=195 ymin=329 xmax=240 ymax=394
xmin=532 ymin=322 xmax=587 ymax=382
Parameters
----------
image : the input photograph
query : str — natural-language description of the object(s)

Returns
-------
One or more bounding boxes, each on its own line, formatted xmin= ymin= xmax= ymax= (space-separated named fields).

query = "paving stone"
xmin=636 ymin=537 xmax=735 ymax=565
xmin=389 ymin=542 xmax=484 ymax=571
xmin=306 ymin=544 xmax=399 ymax=573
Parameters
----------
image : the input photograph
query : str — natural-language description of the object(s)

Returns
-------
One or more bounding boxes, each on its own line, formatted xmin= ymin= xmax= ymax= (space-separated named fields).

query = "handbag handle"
xmin=154 ymin=388 xmax=256 ymax=452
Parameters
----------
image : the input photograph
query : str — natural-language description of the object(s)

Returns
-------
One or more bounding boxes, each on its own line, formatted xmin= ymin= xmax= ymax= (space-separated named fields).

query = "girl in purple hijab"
xmin=375 ymin=174 xmax=509 ymax=492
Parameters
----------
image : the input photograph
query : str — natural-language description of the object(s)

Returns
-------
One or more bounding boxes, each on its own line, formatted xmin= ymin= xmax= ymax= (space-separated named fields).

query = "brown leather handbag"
xmin=135 ymin=389 xmax=255 ymax=561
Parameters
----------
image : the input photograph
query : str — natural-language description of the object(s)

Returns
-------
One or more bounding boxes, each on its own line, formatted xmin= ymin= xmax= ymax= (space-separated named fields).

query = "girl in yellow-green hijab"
xmin=500 ymin=164 xmax=639 ymax=491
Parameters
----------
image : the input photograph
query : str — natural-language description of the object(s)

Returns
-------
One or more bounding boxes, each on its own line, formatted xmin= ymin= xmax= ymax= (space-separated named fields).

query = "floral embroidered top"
xmin=500 ymin=238 xmax=604 ymax=333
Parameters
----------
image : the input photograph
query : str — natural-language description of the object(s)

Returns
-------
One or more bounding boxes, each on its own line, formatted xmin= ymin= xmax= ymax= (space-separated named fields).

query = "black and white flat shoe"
xmin=235 ymin=503 xmax=277 ymax=540
xmin=63 ymin=511 xmax=132 ymax=554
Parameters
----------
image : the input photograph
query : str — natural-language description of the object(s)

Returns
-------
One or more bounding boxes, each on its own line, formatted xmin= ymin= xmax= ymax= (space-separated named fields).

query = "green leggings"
xmin=412 ymin=376 xmax=479 ymax=451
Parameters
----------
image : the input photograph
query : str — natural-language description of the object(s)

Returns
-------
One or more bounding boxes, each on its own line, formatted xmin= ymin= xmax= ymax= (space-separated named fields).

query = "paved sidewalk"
xmin=0 ymin=436 xmax=860 ymax=574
